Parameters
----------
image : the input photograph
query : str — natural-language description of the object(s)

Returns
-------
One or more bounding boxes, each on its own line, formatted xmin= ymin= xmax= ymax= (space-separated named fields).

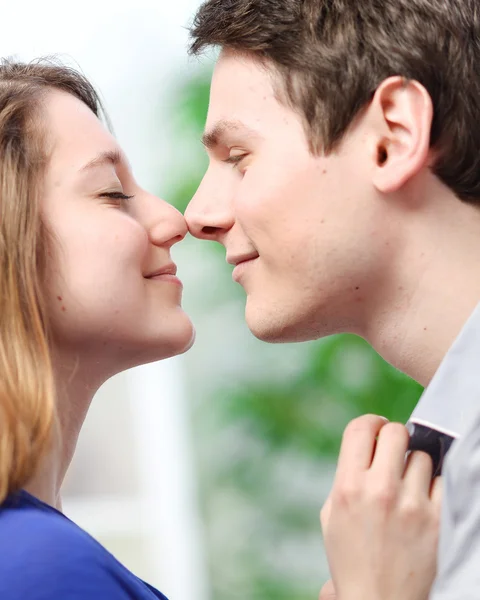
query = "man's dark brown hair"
xmin=190 ymin=0 xmax=480 ymax=203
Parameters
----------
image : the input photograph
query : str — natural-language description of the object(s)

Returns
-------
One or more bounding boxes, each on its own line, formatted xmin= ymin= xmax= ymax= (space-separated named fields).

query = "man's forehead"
xmin=208 ymin=55 xmax=287 ymax=136
xmin=212 ymin=49 xmax=277 ymax=100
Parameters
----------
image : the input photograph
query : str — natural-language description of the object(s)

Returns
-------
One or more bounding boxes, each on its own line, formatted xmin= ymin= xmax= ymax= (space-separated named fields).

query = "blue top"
xmin=0 ymin=490 xmax=168 ymax=600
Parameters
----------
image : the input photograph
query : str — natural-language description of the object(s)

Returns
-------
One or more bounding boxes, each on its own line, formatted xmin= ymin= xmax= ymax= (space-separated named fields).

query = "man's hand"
xmin=319 ymin=579 xmax=336 ymax=600
xmin=320 ymin=415 xmax=442 ymax=600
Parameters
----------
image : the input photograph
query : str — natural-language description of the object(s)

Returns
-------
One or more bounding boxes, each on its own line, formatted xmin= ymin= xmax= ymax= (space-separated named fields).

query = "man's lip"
xmin=145 ymin=263 xmax=178 ymax=278
xmin=226 ymin=254 xmax=259 ymax=267
xmin=232 ymin=257 xmax=257 ymax=282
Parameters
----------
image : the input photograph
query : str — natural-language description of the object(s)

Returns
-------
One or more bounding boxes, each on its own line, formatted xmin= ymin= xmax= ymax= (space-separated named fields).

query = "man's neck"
xmin=364 ymin=193 xmax=480 ymax=387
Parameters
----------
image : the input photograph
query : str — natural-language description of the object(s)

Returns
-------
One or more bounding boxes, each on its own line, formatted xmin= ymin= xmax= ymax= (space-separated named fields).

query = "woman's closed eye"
xmin=100 ymin=191 xmax=135 ymax=207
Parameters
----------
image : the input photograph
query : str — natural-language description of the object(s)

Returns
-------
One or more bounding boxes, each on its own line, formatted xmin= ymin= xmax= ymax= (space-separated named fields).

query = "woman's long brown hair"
xmin=0 ymin=58 xmax=104 ymax=502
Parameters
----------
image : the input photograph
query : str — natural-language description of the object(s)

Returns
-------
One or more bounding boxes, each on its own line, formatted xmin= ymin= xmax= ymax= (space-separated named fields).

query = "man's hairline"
xmin=212 ymin=46 xmax=328 ymax=155
xmin=210 ymin=45 xmax=388 ymax=158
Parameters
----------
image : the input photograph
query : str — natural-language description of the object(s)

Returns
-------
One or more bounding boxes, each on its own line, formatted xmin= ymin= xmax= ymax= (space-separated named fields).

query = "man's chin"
xmin=244 ymin=292 xmax=341 ymax=343
xmin=245 ymin=305 xmax=314 ymax=344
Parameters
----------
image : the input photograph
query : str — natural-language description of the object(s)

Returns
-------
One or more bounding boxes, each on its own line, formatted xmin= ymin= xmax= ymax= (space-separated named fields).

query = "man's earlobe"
xmin=371 ymin=77 xmax=433 ymax=194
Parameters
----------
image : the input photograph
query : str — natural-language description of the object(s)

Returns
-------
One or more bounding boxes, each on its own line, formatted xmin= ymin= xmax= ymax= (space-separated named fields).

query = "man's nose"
xmin=185 ymin=179 xmax=234 ymax=242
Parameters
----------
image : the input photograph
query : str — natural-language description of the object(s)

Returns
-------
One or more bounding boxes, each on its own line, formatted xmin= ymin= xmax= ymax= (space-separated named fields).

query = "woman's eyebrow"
xmin=78 ymin=149 xmax=123 ymax=173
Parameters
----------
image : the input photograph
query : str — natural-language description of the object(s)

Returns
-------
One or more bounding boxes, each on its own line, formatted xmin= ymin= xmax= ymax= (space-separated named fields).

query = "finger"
xmin=370 ymin=422 xmax=410 ymax=479
xmin=319 ymin=579 xmax=336 ymax=600
xmin=403 ymin=451 xmax=434 ymax=497
xmin=430 ymin=475 xmax=443 ymax=510
xmin=320 ymin=495 xmax=332 ymax=533
xmin=336 ymin=415 xmax=389 ymax=479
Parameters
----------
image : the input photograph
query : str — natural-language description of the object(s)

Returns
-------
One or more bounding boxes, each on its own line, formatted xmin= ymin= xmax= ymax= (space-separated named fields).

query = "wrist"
xmin=337 ymin=590 xmax=382 ymax=600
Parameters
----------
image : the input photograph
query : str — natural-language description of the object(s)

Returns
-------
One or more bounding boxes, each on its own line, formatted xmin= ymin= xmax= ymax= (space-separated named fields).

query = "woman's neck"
xmin=23 ymin=355 xmax=102 ymax=509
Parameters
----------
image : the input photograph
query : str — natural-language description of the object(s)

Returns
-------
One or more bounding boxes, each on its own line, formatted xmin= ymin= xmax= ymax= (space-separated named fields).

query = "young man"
xmin=185 ymin=0 xmax=480 ymax=598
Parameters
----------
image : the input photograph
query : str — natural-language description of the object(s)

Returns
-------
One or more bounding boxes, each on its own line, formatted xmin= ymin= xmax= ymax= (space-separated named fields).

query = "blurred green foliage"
xmin=165 ymin=69 xmax=423 ymax=600
xmin=217 ymin=333 xmax=423 ymax=457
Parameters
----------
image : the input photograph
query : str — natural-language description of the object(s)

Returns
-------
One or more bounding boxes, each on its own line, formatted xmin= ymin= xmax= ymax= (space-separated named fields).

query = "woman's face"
xmin=41 ymin=90 xmax=194 ymax=375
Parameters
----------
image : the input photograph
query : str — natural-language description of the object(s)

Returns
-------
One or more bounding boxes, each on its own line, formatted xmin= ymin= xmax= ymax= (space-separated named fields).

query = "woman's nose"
xmin=146 ymin=195 xmax=188 ymax=248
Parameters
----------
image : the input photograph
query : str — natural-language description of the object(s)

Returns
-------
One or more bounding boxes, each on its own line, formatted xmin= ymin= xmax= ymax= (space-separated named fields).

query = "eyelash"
xmin=101 ymin=191 xmax=135 ymax=204
xmin=223 ymin=154 xmax=247 ymax=169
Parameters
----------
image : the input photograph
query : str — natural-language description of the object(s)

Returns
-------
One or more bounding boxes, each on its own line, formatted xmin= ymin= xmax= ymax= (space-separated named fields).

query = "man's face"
xmin=186 ymin=51 xmax=397 ymax=342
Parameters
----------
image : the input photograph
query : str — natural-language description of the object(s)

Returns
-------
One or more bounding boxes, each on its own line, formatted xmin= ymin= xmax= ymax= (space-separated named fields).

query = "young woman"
xmin=0 ymin=59 xmax=193 ymax=599
xmin=0 ymin=58 xmax=440 ymax=600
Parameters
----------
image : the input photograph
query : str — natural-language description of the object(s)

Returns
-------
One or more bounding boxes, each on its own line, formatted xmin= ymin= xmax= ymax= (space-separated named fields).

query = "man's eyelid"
xmin=229 ymin=147 xmax=248 ymax=157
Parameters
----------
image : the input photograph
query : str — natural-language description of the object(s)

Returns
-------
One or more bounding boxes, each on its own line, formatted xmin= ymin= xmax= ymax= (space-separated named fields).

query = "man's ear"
xmin=369 ymin=76 xmax=433 ymax=193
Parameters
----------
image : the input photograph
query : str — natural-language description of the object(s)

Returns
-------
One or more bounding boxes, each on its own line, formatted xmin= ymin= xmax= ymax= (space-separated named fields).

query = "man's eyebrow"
xmin=79 ymin=149 xmax=123 ymax=173
xmin=201 ymin=119 xmax=259 ymax=150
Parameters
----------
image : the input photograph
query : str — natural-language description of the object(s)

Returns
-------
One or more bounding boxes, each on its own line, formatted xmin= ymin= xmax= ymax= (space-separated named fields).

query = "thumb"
xmin=319 ymin=579 xmax=336 ymax=600
xmin=320 ymin=495 xmax=332 ymax=533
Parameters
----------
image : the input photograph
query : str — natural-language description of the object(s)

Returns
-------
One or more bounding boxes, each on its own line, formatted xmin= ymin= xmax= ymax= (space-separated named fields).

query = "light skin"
xmin=184 ymin=49 xmax=479 ymax=598
xmin=25 ymin=90 xmax=194 ymax=508
xmin=186 ymin=50 xmax=480 ymax=386
xmin=320 ymin=417 xmax=441 ymax=600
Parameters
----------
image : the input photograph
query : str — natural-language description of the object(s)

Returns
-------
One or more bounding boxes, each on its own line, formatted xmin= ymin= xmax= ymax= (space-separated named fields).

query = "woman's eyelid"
xmin=96 ymin=186 xmax=125 ymax=197
xmin=96 ymin=171 xmax=135 ymax=194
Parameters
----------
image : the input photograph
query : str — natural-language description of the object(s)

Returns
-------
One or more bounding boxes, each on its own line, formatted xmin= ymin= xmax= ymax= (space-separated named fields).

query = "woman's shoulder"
xmin=0 ymin=490 xmax=168 ymax=600
xmin=0 ymin=490 xmax=102 ymax=561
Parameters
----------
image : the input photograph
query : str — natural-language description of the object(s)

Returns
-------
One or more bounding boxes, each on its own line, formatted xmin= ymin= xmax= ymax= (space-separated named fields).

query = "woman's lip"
xmin=145 ymin=263 xmax=178 ymax=278
xmin=146 ymin=273 xmax=183 ymax=287
xmin=232 ymin=257 xmax=257 ymax=282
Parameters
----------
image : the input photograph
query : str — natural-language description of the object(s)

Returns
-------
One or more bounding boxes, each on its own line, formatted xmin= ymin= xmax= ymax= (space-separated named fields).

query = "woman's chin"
xmin=137 ymin=316 xmax=196 ymax=363
xmin=78 ymin=313 xmax=196 ymax=376
xmin=170 ymin=320 xmax=196 ymax=356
